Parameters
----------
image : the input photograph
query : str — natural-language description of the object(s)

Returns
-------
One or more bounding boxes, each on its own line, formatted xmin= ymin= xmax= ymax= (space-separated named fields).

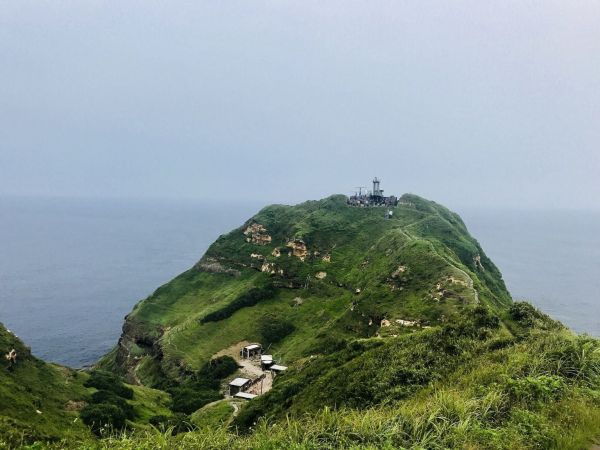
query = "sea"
xmin=0 ymin=196 xmax=599 ymax=368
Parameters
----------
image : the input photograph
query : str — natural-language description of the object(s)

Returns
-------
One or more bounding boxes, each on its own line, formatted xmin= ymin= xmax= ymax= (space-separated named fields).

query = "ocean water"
xmin=459 ymin=208 xmax=600 ymax=336
xmin=0 ymin=196 xmax=261 ymax=367
xmin=0 ymin=197 xmax=598 ymax=368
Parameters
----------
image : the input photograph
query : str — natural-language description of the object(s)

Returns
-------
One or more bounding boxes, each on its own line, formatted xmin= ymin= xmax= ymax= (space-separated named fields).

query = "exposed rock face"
xmin=315 ymin=271 xmax=327 ymax=279
xmin=115 ymin=318 xmax=165 ymax=385
xmin=287 ymin=239 xmax=308 ymax=260
xmin=322 ymin=254 xmax=331 ymax=263
xmin=250 ymin=253 xmax=264 ymax=259
xmin=4 ymin=349 xmax=17 ymax=364
xmin=195 ymin=257 xmax=241 ymax=276
xmin=396 ymin=319 xmax=418 ymax=327
xmin=473 ymin=254 xmax=485 ymax=271
xmin=391 ymin=265 xmax=407 ymax=278
xmin=244 ymin=223 xmax=272 ymax=245
xmin=261 ymin=262 xmax=283 ymax=275
xmin=272 ymin=248 xmax=281 ymax=257
xmin=64 ymin=400 xmax=86 ymax=412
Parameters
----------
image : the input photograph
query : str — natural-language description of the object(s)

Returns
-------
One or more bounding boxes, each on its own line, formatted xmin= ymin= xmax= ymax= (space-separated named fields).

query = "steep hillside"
xmin=105 ymin=194 xmax=511 ymax=386
xmin=0 ymin=323 xmax=91 ymax=445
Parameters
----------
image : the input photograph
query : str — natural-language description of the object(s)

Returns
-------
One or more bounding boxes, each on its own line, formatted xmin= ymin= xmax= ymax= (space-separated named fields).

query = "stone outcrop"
xmin=391 ymin=265 xmax=407 ymax=278
xmin=244 ymin=223 xmax=272 ymax=245
xmin=4 ymin=349 xmax=17 ymax=364
xmin=195 ymin=257 xmax=241 ymax=276
xmin=286 ymin=239 xmax=308 ymax=261
xmin=261 ymin=262 xmax=283 ymax=275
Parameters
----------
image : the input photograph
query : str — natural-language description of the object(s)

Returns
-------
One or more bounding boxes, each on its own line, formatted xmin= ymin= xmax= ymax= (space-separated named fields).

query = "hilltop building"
xmin=348 ymin=177 xmax=398 ymax=207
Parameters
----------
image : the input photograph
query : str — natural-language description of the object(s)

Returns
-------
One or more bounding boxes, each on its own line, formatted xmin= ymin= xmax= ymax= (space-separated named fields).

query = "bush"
xmin=200 ymin=285 xmax=276 ymax=323
xmin=507 ymin=375 xmax=565 ymax=406
xmin=472 ymin=305 xmax=500 ymax=329
xmin=84 ymin=370 xmax=134 ymax=399
xmin=195 ymin=356 xmax=239 ymax=382
xmin=258 ymin=314 xmax=295 ymax=345
xmin=90 ymin=390 xmax=135 ymax=420
xmin=169 ymin=387 xmax=222 ymax=415
xmin=80 ymin=403 xmax=127 ymax=435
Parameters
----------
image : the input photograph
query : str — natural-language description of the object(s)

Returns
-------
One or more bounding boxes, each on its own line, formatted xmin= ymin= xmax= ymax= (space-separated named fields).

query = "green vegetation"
xmin=81 ymin=371 xmax=136 ymax=435
xmin=84 ymin=371 xmax=134 ymax=399
xmin=0 ymin=324 xmax=91 ymax=446
xmin=200 ymin=285 xmax=277 ymax=324
xmin=159 ymin=356 xmax=238 ymax=416
xmin=2 ymin=194 xmax=600 ymax=449
xmin=257 ymin=314 xmax=295 ymax=345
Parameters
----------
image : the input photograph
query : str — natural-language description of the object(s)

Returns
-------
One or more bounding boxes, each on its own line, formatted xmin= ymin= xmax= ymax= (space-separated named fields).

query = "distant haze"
xmin=1 ymin=1 xmax=599 ymax=210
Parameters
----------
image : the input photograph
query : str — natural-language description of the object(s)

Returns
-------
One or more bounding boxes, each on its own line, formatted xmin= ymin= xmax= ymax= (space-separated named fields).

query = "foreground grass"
xmin=15 ymin=326 xmax=600 ymax=450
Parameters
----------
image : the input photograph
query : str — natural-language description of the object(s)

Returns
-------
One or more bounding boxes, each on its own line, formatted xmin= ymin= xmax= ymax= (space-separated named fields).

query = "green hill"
xmin=3 ymin=193 xmax=600 ymax=449
xmin=104 ymin=194 xmax=510 ymax=387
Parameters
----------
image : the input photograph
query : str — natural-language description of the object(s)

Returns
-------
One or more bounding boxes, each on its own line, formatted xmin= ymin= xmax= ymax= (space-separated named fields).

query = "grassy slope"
xmin=0 ymin=323 xmax=172 ymax=448
xmin=0 ymin=324 xmax=91 ymax=446
xmin=106 ymin=194 xmax=511 ymax=386
xmin=42 ymin=315 xmax=600 ymax=449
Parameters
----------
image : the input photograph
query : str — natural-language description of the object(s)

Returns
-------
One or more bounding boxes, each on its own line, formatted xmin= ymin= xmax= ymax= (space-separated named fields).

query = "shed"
xmin=234 ymin=392 xmax=257 ymax=400
xmin=229 ymin=377 xmax=251 ymax=396
xmin=260 ymin=354 xmax=274 ymax=369
xmin=270 ymin=364 xmax=288 ymax=373
xmin=241 ymin=343 xmax=262 ymax=359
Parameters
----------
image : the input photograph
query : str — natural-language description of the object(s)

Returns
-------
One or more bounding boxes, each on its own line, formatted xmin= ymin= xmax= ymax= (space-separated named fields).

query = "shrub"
xmin=472 ymin=305 xmax=500 ymax=330
xmin=90 ymin=390 xmax=135 ymax=420
xmin=200 ymin=285 xmax=277 ymax=323
xmin=84 ymin=370 xmax=133 ymax=399
xmin=507 ymin=375 xmax=565 ymax=406
xmin=258 ymin=314 xmax=295 ymax=345
xmin=196 ymin=356 xmax=238 ymax=382
xmin=169 ymin=387 xmax=222 ymax=415
xmin=80 ymin=403 xmax=127 ymax=435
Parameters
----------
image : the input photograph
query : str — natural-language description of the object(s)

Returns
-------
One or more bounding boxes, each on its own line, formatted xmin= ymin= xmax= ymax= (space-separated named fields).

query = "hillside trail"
xmin=399 ymin=225 xmax=479 ymax=305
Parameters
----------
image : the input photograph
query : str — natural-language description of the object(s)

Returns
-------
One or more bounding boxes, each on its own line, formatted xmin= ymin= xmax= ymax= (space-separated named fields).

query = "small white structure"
xmin=260 ymin=354 xmax=274 ymax=369
xmin=270 ymin=364 xmax=288 ymax=373
xmin=234 ymin=392 xmax=257 ymax=400
xmin=241 ymin=343 xmax=262 ymax=359
xmin=229 ymin=377 xmax=251 ymax=396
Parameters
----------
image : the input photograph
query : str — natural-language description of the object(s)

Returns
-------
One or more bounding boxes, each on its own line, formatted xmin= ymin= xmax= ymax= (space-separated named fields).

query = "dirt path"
xmin=237 ymin=357 xmax=263 ymax=379
xmin=247 ymin=372 xmax=273 ymax=395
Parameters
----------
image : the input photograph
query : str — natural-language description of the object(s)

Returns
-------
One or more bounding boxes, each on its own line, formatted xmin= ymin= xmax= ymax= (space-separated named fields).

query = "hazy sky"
xmin=1 ymin=1 xmax=599 ymax=209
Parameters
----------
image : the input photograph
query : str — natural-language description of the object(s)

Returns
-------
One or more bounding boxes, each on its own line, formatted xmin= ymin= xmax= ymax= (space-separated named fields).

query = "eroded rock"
xmin=244 ymin=223 xmax=272 ymax=245
xmin=391 ymin=265 xmax=407 ymax=278
xmin=287 ymin=239 xmax=308 ymax=261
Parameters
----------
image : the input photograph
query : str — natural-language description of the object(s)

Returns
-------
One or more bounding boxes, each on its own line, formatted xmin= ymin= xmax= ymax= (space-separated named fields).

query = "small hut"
xmin=234 ymin=392 xmax=257 ymax=400
xmin=270 ymin=364 xmax=288 ymax=373
xmin=229 ymin=377 xmax=251 ymax=396
xmin=260 ymin=354 xmax=274 ymax=370
xmin=240 ymin=343 xmax=262 ymax=359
